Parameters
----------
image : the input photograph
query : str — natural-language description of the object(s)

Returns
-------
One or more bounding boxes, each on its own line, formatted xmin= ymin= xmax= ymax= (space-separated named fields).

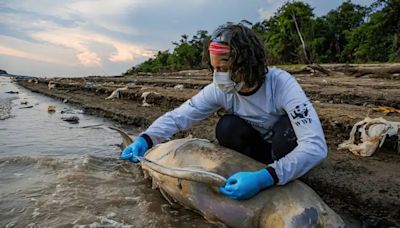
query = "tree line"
xmin=124 ymin=0 xmax=399 ymax=74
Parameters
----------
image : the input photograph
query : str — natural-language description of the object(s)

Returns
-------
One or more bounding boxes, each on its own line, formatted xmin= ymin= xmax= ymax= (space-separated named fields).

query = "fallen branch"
xmin=344 ymin=66 xmax=400 ymax=78
xmin=286 ymin=64 xmax=330 ymax=76
xmin=307 ymin=64 xmax=330 ymax=76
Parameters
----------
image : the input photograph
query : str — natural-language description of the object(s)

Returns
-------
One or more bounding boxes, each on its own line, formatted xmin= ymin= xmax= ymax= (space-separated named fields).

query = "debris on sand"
xmin=48 ymin=105 xmax=56 ymax=112
xmin=80 ymin=123 xmax=103 ymax=128
xmin=5 ymin=91 xmax=19 ymax=94
xmin=83 ymin=82 xmax=95 ymax=90
xmin=28 ymin=79 xmax=38 ymax=84
xmin=105 ymin=86 xmax=128 ymax=100
xmin=48 ymin=80 xmax=55 ymax=90
xmin=339 ymin=117 xmax=400 ymax=156
xmin=19 ymin=105 xmax=33 ymax=109
xmin=60 ymin=108 xmax=83 ymax=114
xmin=141 ymin=91 xmax=160 ymax=107
xmin=370 ymin=106 xmax=400 ymax=115
xmin=61 ymin=115 xmax=80 ymax=124
xmin=173 ymin=84 xmax=184 ymax=90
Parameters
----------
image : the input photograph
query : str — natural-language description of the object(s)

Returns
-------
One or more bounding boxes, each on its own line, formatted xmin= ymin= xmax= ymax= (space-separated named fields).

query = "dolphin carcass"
xmin=112 ymin=128 xmax=345 ymax=227
xmin=339 ymin=116 xmax=400 ymax=156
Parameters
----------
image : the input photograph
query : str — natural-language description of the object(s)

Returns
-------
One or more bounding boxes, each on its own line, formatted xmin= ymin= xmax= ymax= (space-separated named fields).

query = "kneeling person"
xmin=120 ymin=23 xmax=327 ymax=200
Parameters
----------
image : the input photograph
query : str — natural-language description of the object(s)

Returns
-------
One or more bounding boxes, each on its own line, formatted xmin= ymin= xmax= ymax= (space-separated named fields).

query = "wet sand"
xmin=15 ymin=64 xmax=400 ymax=226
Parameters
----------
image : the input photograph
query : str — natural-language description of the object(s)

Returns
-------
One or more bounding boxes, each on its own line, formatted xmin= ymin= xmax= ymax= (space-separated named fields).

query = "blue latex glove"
xmin=219 ymin=169 xmax=274 ymax=200
xmin=120 ymin=136 xmax=149 ymax=163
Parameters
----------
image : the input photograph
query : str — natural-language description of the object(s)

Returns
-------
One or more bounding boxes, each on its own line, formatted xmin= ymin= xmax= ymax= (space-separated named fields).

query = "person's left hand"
xmin=219 ymin=169 xmax=274 ymax=200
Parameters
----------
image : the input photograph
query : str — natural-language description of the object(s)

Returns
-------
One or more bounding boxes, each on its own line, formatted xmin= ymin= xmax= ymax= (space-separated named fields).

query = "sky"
xmin=0 ymin=0 xmax=374 ymax=77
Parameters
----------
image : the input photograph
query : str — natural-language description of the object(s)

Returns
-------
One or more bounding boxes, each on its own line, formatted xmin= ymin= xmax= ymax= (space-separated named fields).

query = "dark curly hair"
xmin=203 ymin=22 xmax=267 ymax=88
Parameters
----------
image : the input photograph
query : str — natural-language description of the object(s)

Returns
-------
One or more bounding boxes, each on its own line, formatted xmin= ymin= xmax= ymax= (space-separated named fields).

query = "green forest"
xmin=124 ymin=0 xmax=399 ymax=74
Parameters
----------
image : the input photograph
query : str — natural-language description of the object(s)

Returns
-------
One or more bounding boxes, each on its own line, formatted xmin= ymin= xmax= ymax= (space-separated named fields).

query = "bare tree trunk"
xmin=291 ymin=12 xmax=310 ymax=64
xmin=291 ymin=12 xmax=330 ymax=76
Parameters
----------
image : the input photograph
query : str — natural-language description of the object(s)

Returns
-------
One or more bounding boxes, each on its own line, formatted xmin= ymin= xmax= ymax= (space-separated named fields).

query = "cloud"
xmin=0 ymin=35 xmax=75 ymax=66
xmin=31 ymin=29 xmax=101 ymax=66
xmin=0 ymin=45 xmax=67 ymax=65
xmin=257 ymin=0 xmax=283 ymax=20
xmin=65 ymin=0 xmax=136 ymax=16
xmin=76 ymin=52 xmax=101 ymax=66
xmin=1 ymin=2 xmax=155 ymax=67
xmin=32 ymin=27 xmax=154 ymax=66
xmin=258 ymin=8 xmax=275 ymax=20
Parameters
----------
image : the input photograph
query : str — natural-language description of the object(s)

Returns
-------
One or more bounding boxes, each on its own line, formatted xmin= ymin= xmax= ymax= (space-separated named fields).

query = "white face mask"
xmin=213 ymin=71 xmax=244 ymax=94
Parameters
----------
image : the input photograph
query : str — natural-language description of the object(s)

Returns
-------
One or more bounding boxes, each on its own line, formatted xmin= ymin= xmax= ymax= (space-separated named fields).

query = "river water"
xmin=0 ymin=76 xmax=211 ymax=227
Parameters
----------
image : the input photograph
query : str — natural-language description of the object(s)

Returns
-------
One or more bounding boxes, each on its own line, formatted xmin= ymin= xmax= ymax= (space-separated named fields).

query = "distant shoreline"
xmin=0 ymin=74 xmax=33 ymax=79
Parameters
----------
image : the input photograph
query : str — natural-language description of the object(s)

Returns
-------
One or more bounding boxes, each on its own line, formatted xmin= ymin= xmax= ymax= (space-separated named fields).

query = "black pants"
xmin=215 ymin=114 xmax=297 ymax=164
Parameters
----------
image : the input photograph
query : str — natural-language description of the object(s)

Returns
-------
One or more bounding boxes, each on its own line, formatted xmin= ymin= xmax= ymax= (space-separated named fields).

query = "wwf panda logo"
xmin=290 ymin=103 xmax=309 ymax=119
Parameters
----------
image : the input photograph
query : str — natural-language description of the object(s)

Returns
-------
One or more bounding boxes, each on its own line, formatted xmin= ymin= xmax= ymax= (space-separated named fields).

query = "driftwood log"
xmin=286 ymin=64 xmax=330 ymax=76
xmin=341 ymin=65 xmax=400 ymax=79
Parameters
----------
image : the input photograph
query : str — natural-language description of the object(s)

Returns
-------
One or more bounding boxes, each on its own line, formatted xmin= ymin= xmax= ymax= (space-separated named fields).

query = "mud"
xmin=15 ymin=64 xmax=400 ymax=226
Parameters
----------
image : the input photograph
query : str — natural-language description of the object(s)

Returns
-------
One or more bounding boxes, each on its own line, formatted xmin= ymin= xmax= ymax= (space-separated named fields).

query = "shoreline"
xmin=14 ymin=65 xmax=400 ymax=226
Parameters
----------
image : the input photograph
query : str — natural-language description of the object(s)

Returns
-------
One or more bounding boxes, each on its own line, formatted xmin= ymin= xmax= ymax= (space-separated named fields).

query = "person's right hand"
xmin=120 ymin=136 xmax=149 ymax=163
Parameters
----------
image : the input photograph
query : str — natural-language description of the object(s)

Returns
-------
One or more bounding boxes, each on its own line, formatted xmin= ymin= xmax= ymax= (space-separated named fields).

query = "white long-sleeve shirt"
xmin=143 ymin=67 xmax=327 ymax=185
